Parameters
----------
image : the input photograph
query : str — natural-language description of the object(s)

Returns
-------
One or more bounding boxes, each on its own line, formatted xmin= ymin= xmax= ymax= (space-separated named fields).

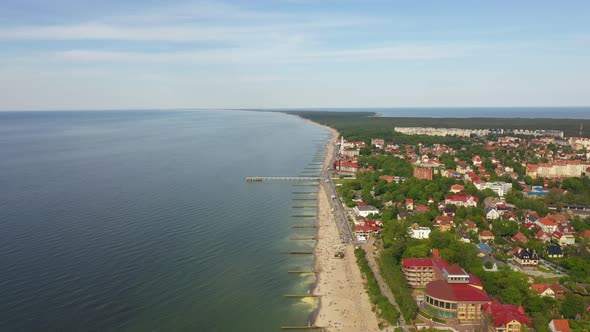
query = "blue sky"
xmin=1 ymin=0 xmax=589 ymax=110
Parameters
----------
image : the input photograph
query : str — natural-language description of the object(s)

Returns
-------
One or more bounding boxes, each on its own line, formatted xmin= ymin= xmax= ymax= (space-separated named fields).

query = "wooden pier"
xmin=281 ymin=326 xmax=325 ymax=331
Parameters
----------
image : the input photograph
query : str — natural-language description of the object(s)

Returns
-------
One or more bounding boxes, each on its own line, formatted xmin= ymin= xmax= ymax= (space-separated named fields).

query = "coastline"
xmin=292 ymin=113 xmax=381 ymax=331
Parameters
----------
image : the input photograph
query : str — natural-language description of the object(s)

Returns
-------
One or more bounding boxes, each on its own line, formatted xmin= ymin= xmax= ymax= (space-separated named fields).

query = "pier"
xmin=246 ymin=176 xmax=321 ymax=182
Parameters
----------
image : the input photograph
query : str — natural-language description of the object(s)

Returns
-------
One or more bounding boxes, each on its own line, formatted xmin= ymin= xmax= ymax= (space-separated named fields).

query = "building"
xmin=552 ymin=231 xmax=575 ymax=246
xmin=549 ymin=319 xmax=571 ymax=332
xmin=526 ymin=160 xmax=590 ymax=179
xmin=512 ymin=248 xmax=539 ymax=269
xmin=402 ymin=258 xmax=436 ymax=288
xmin=422 ymin=265 xmax=491 ymax=324
xmin=536 ymin=217 xmax=558 ymax=234
xmin=486 ymin=208 xmax=501 ymax=220
xmin=414 ymin=167 xmax=433 ymax=180
xmin=341 ymin=149 xmax=360 ymax=158
xmin=409 ymin=225 xmax=431 ymax=239
xmin=451 ymin=184 xmax=465 ymax=193
xmin=511 ymin=232 xmax=529 ymax=244
xmin=531 ymin=282 xmax=564 ymax=299
xmin=371 ymin=138 xmax=385 ymax=148
xmin=445 ymin=195 xmax=479 ymax=207
xmin=479 ymin=230 xmax=495 ymax=243
xmin=482 ymin=300 xmax=531 ymax=332
xmin=476 ymin=182 xmax=513 ymax=197
xmin=333 ymin=159 xmax=360 ymax=174
xmin=546 ymin=245 xmax=564 ymax=258
xmin=353 ymin=205 xmax=379 ymax=218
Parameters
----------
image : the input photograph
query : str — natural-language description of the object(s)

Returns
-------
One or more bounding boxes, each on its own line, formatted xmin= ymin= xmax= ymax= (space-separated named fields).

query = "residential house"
xmin=405 ymin=198 xmax=414 ymax=210
xmin=536 ymin=217 xmax=558 ymax=234
xmin=445 ymin=195 xmax=479 ymax=207
xmin=486 ymin=208 xmax=501 ymax=220
xmin=552 ymin=231 xmax=575 ymax=246
xmin=479 ymin=230 xmax=495 ymax=243
xmin=546 ymin=245 xmax=564 ymax=258
xmin=409 ymin=224 xmax=431 ymax=239
xmin=450 ymin=184 xmax=465 ymax=193
xmin=465 ymin=220 xmax=478 ymax=233
xmin=511 ymin=232 xmax=529 ymax=244
xmin=482 ymin=300 xmax=531 ymax=332
xmin=439 ymin=220 xmax=452 ymax=232
xmin=513 ymin=248 xmax=539 ymax=269
xmin=531 ymin=282 xmax=564 ymax=299
xmin=548 ymin=319 xmax=571 ymax=332
xmin=353 ymin=205 xmax=379 ymax=218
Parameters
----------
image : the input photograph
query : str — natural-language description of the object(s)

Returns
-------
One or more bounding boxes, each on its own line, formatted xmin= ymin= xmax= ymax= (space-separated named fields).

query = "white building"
xmin=354 ymin=205 xmax=380 ymax=218
xmin=475 ymin=182 xmax=512 ymax=197
xmin=409 ymin=227 xmax=431 ymax=239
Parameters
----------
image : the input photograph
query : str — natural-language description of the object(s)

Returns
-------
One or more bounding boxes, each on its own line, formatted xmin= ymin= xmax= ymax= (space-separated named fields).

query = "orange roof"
xmin=538 ymin=217 xmax=557 ymax=226
xmin=551 ymin=319 xmax=571 ymax=332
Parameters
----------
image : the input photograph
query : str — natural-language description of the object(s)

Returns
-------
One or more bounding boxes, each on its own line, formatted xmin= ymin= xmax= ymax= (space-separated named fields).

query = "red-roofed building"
xmin=354 ymin=224 xmax=380 ymax=237
xmin=402 ymin=258 xmax=436 ymax=288
xmin=536 ymin=217 xmax=558 ymax=234
xmin=549 ymin=319 xmax=571 ymax=332
xmin=334 ymin=159 xmax=360 ymax=174
xmin=451 ymin=184 xmax=465 ymax=193
xmin=511 ymin=232 xmax=529 ymax=244
xmin=482 ymin=300 xmax=531 ymax=332
xmin=580 ymin=230 xmax=590 ymax=239
xmin=535 ymin=230 xmax=551 ymax=243
xmin=445 ymin=195 xmax=479 ymax=207
xmin=552 ymin=231 xmax=575 ymax=246
xmin=530 ymin=282 xmax=565 ymax=299
xmin=479 ymin=230 xmax=495 ymax=243
xmin=405 ymin=198 xmax=414 ymax=210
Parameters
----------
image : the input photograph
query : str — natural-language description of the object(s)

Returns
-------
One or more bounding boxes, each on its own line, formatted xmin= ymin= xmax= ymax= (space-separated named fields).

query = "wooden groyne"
xmin=281 ymin=326 xmax=325 ymax=331
xmin=291 ymin=225 xmax=317 ymax=228
xmin=281 ymin=251 xmax=314 ymax=254
xmin=284 ymin=294 xmax=321 ymax=298
xmin=292 ymin=198 xmax=317 ymax=201
xmin=292 ymin=183 xmax=319 ymax=187
xmin=290 ymin=237 xmax=317 ymax=241
xmin=287 ymin=270 xmax=317 ymax=274
xmin=292 ymin=191 xmax=317 ymax=194
xmin=291 ymin=214 xmax=317 ymax=217
xmin=292 ymin=206 xmax=317 ymax=208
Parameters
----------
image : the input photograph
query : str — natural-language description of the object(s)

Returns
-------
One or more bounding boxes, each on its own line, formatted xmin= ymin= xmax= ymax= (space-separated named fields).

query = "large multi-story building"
xmin=413 ymin=167 xmax=433 ymax=180
xmin=422 ymin=264 xmax=491 ymax=324
xmin=526 ymin=160 xmax=590 ymax=179
xmin=402 ymin=258 xmax=437 ymax=288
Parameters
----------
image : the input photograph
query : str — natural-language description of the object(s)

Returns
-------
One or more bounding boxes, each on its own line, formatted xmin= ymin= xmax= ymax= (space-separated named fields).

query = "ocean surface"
xmin=0 ymin=110 xmax=330 ymax=331
xmin=277 ymin=107 xmax=590 ymax=119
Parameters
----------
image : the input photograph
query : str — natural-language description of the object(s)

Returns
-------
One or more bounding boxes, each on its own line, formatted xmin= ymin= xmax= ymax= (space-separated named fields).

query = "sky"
xmin=0 ymin=0 xmax=589 ymax=110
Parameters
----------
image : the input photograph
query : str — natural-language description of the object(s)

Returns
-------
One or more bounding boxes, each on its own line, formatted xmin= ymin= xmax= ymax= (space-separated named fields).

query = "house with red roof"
xmin=552 ymin=231 xmax=575 ymax=246
xmin=530 ymin=282 xmax=564 ymax=299
xmin=465 ymin=220 xmax=478 ymax=233
xmin=511 ymin=232 xmax=529 ymax=244
xmin=580 ymin=230 xmax=590 ymax=239
xmin=445 ymin=194 xmax=479 ymax=207
xmin=549 ymin=319 xmax=571 ymax=332
xmin=479 ymin=230 xmax=495 ymax=243
xmin=536 ymin=217 xmax=558 ymax=234
xmin=535 ymin=230 xmax=552 ymax=243
xmin=405 ymin=198 xmax=414 ymax=210
xmin=482 ymin=300 xmax=531 ymax=332
xmin=450 ymin=184 xmax=465 ymax=193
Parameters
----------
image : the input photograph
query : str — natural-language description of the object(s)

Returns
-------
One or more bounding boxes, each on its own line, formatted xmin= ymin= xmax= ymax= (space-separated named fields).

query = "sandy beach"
xmin=310 ymin=123 xmax=381 ymax=332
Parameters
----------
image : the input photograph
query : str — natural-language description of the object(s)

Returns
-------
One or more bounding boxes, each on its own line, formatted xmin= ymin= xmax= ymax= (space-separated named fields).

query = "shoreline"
xmin=290 ymin=113 xmax=381 ymax=331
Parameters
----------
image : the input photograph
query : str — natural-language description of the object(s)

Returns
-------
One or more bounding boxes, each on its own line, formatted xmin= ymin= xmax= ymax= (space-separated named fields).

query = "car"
xmin=325 ymin=179 xmax=329 ymax=183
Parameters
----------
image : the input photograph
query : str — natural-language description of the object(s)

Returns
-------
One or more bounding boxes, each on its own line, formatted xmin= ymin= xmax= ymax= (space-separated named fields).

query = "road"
xmin=320 ymin=141 xmax=354 ymax=246
xmin=363 ymin=243 xmax=409 ymax=332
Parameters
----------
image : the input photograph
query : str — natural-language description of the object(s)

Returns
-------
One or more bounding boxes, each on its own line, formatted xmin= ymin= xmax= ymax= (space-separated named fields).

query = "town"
xmin=331 ymin=127 xmax=590 ymax=332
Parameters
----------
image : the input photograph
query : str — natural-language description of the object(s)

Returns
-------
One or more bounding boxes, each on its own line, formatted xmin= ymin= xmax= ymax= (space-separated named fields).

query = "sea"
xmin=0 ymin=110 xmax=330 ymax=332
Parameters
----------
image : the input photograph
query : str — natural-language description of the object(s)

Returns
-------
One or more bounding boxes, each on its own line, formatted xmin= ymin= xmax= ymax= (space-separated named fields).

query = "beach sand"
xmin=311 ymin=124 xmax=381 ymax=332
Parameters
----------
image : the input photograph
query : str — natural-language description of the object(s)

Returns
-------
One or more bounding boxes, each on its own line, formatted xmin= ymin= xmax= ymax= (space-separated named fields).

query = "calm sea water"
xmin=0 ymin=110 xmax=329 ymax=331
xmin=278 ymin=107 xmax=590 ymax=119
